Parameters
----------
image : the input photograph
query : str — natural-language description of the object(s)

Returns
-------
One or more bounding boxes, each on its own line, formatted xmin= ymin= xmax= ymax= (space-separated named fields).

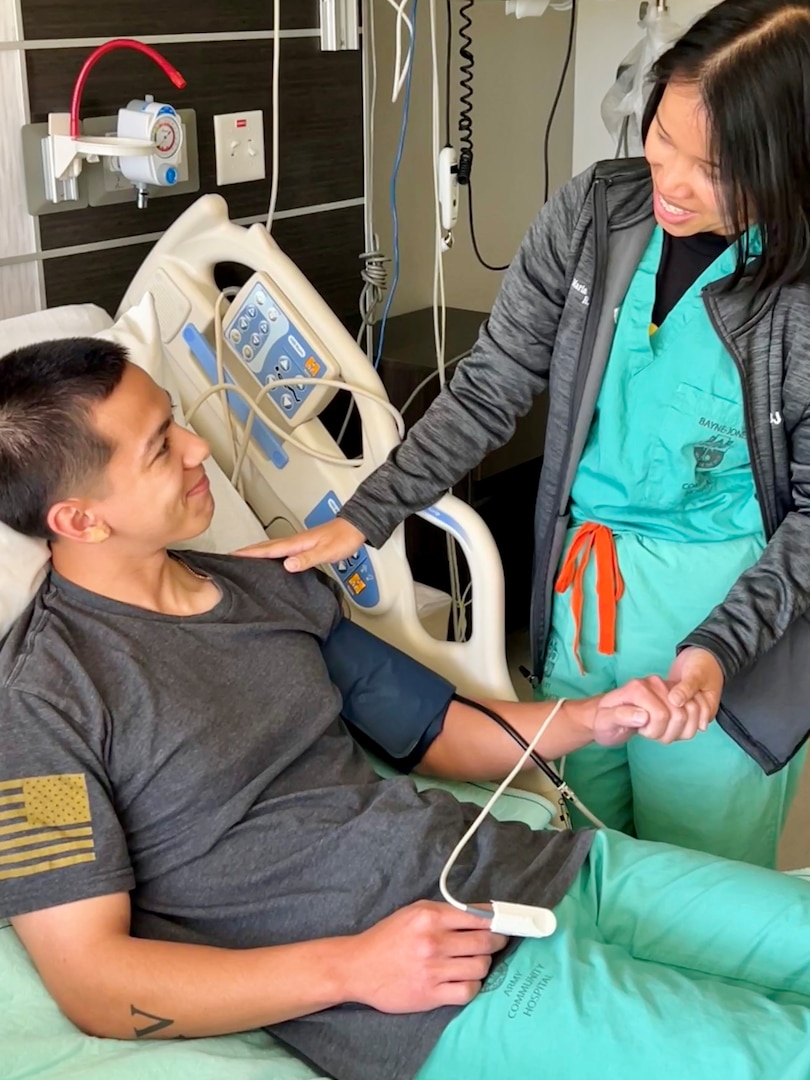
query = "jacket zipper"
xmin=536 ymin=175 xmax=610 ymax=663
xmin=557 ymin=176 xmax=610 ymax=516
xmin=703 ymin=295 xmax=776 ymax=540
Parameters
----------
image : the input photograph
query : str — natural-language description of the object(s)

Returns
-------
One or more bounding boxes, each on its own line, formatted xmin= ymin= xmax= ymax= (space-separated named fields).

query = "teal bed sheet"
xmin=0 ymin=778 xmax=554 ymax=1080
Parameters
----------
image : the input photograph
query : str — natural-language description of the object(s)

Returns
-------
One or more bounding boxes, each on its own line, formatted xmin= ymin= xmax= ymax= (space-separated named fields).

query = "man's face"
xmin=79 ymin=362 xmax=215 ymax=552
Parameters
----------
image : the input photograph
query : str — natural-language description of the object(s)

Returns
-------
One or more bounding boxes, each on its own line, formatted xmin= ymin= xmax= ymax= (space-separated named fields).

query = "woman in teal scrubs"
xmin=538 ymin=222 xmax=786 ymax=862
xmin=242 ymin=0 xmax=810 ymax=867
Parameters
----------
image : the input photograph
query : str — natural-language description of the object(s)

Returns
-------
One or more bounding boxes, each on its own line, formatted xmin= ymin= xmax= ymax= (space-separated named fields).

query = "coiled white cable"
xmin=335 ymin=269 xmax=391 ymax=449
xmin=335 ymin=241 xmax=390 ymax=448
xmin=358 ymin=241 xmax=389 ymax=343
xmin=359 ymin=0 xmax=387 ymax=352
xmin=439 ymin=698 xmax=567 ymax=913
xmin=186 ymin=375 xmax=405 ymax=487
xmin=338 ymin=0 xmax=388 ymax=448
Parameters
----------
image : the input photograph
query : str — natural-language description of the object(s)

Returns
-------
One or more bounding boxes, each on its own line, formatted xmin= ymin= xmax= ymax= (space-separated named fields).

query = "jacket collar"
xmin=592 ymin=157 xmax=777 ymax=326
xmin=594 ymin=157 xmax=654 ymax=229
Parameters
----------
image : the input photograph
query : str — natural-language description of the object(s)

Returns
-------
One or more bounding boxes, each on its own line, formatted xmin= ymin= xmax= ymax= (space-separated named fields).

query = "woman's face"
xmin=644 ymin=82 xmax=729 ymax=236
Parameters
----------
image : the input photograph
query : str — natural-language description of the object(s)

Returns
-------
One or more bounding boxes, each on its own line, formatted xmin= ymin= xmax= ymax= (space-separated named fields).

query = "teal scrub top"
xmin=569 ymin=226 xmax=765 ymax=544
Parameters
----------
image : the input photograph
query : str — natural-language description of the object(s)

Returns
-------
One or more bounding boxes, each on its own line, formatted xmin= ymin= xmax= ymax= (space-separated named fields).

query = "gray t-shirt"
xmin=0 ymin=553 xmax=591 ymax=1080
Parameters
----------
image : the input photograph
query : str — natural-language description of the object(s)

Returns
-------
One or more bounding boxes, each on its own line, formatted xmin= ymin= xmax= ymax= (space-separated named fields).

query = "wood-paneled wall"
xmin=16 ymin=0 xmax=365 ymax=325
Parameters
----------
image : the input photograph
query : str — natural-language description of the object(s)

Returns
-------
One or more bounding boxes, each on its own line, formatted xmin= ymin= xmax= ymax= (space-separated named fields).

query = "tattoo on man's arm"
xmin=131 ymin=1004 xmax=176 ymax=1038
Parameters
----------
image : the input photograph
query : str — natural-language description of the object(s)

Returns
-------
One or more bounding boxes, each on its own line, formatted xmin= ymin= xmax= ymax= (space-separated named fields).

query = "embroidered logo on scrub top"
xmin=699 ymin=416 xmax=746 ymax=441
xmin=480 ymin=959 xmax=509 ymax=994
xmin=683 ymin=435 xmax=733 ymax=493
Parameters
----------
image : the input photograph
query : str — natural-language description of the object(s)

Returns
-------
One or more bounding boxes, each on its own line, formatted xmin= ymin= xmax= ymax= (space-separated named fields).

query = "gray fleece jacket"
xmin=341 ymin=159 xmax=810 ymax=773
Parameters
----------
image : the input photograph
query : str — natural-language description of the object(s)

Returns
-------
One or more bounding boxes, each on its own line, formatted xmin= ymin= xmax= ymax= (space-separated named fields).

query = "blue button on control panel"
xmin=223 ymin=281 xmax=328 ymax=421
xmin=304 ymin=491 xmax=379 ymax=609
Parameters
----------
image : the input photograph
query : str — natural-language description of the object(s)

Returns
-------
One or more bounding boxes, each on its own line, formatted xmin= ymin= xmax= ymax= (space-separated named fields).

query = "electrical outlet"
xmin=213 ymin=111 xmax=266 ymax=185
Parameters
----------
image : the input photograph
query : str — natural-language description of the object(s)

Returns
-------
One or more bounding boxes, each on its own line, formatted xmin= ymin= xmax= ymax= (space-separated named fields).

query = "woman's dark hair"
xmin=641 ymin=0 xmax=810 ymax=290
xmin=0 ymin=338 xmax=127 ymax=539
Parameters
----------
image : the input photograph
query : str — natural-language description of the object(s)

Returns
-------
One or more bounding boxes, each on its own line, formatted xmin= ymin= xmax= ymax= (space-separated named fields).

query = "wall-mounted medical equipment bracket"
xmin=37 ymin=113 xmax=153 ymax=208
xmin=21 ymin=108 xmax=200 ymax=216
xmin=20 ymin=38 xmax=190 ymax=215
xmin=320 ymin=0 xmax=360 ymax=50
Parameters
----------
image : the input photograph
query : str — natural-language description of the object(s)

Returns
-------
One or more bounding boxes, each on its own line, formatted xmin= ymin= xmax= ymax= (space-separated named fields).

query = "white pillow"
xmin=0 ymin=296 xmax=267 ymax=636
xmin=0 ymin=304 xmax=114 ymax=351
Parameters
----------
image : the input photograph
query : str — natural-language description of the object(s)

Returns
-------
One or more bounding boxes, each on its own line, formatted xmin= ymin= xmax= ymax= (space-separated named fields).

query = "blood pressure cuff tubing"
xmin=321 ymin=618 xmax=456 ymax=772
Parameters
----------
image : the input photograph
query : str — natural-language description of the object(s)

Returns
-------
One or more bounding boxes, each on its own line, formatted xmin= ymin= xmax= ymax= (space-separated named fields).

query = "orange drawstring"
xmin=554 ymin=522 xmax=624 ymax=675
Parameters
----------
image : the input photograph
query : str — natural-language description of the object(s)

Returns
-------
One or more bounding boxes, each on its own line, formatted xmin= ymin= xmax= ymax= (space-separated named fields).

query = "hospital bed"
xmin=0 ymin=196 xmax=560 ymax=1080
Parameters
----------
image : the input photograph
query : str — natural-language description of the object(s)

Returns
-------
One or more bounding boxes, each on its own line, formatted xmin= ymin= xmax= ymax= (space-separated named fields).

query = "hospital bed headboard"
xmin=118 ymin=194 xmax=517 ymax=702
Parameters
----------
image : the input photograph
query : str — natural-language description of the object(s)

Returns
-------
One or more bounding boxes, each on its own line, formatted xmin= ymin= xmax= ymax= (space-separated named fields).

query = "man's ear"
xmin=47 ymin=501 xmax=111 ymax=544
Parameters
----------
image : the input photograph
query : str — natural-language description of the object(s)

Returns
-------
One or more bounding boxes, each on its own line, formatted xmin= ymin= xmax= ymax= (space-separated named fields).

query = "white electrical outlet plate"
xmin=214 ymin=110 xmax=266 ymax=186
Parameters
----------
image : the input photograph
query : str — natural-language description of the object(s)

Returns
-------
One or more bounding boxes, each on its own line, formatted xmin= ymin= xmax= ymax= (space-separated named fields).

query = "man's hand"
xmin=349 ymin=901 xmax=507 ymax=1013
xmin=231 ymin=519 xmax=366 ymax=573
xmin=598 ymin=678 xmax=705 ymax=744
xmin=590 ymin=697 xmax=651 ymax=747
xmin=598 ymin=652 xmax=722 ymax=745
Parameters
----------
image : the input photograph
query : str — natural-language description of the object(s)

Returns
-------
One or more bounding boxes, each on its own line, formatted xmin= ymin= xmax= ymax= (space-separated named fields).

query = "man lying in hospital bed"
xmin=2 ymin=334 xmax=810 ymax=1080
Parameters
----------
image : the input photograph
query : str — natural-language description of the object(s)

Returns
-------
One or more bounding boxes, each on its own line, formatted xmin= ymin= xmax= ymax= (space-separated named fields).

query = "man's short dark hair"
xmin=0 ymin=338 xmax=128 ymax=539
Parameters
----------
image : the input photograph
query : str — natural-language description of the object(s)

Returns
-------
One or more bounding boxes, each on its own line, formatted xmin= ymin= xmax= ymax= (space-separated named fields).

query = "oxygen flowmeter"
xmin=116 ymin=98 xmax=186 ymax=208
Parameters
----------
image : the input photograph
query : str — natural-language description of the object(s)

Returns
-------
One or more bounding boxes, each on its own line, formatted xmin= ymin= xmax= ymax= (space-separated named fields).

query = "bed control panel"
xmin=223 ymin=272 xmax=338 ymax=428
xmin=304 ymin=491 xmax=380 ymax=609
xmin=182 ymin=323 xmax=289 ymax=470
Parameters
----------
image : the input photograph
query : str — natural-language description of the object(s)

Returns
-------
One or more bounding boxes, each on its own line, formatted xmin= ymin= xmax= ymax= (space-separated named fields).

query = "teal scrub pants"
xmin=540 ymin=529 xmax=807 ymax=867
xmin=417 ymin=829 xmax=810 ymax=1080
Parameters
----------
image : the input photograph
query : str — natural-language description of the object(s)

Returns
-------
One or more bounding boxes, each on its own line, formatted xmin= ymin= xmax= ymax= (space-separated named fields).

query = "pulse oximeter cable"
xmin=452 ymin=693 xmax=607 ymax=830
xmin=438 ymin=697 xmax=566 ymax=916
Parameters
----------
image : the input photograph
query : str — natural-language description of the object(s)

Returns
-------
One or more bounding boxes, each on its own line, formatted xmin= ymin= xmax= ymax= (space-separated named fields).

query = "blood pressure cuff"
xmin=321 ymin=618 xmax=456 ymax=772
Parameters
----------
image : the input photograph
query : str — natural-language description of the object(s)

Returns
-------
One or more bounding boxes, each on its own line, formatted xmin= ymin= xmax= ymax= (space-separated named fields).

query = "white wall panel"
xmin=0 ymin=5 xmax=44 ymax=315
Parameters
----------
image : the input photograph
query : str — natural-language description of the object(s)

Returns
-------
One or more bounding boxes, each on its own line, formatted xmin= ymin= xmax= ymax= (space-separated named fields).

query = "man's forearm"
xmin=417 ymin=696 xmax=595 ymax=780
xmin=47 ymin=933 xmax=358 ymax=1040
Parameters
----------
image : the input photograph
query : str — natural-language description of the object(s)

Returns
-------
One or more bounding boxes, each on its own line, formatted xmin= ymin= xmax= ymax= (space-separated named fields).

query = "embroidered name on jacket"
xmin=571 ymin=278 xmax=590 ymax=306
